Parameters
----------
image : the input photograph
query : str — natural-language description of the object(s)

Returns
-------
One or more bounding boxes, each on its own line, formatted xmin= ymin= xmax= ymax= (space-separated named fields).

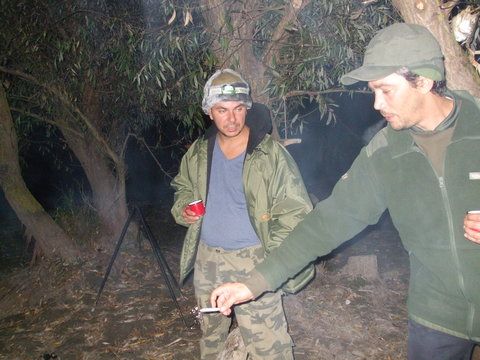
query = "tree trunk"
xmin=62 ymin=130 xmax=128 ymax=242
xmin=392 ymin=0 xmax=480 ymax=97
xmin=61 ymin=129 xmax=128 ymax=240
xmin=200 ymin=0 xmax=308 ymax=141
xmin=201 ymin=0 xmax=277 ymax=141
xmin=0 ymin=84 xmax=79 ymax=262
xmin=201 ymin=0 xmax=269 ymax=99
xmin=58 ymin=84 xmax=128 ymax=247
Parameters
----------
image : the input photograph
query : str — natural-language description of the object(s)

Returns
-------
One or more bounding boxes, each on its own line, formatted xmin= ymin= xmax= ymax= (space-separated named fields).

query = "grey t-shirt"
xmin=200 ymin=138 xmax=261 ymax=249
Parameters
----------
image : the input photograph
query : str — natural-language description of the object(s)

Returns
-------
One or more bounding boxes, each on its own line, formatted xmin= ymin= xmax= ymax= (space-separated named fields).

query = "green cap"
xmin=341 ymin=23 xmax=445 ymax=85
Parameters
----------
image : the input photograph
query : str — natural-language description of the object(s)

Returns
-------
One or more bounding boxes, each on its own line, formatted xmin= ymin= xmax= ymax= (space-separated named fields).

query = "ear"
xmin=416 ymin=76 xmax=434 ymax=94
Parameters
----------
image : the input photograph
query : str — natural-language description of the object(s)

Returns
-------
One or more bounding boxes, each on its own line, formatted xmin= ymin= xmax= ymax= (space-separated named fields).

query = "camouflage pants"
xmin=194 ymin=241 xmax=294 ymax=360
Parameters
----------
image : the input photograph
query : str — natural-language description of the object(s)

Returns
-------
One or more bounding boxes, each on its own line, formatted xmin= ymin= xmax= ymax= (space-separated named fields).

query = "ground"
xmin=284 ymin=214 xmax=409 ymax=360
xmin=0 ymin=207 xmax=476 ymax=360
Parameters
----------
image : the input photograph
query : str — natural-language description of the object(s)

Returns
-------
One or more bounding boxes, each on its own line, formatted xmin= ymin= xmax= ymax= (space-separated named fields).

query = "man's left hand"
xmin=464 ymin=211 xmax=480 ymax=244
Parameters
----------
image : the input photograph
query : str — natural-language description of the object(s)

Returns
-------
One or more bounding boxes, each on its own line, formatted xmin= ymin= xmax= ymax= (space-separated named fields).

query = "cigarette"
xmin=198 ymin=307 xmax=220 ymax=313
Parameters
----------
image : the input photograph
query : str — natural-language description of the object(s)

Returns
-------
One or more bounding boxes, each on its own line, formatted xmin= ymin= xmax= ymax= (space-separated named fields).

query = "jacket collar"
xmin=450 ymin=90 xmax=480 ymax=142
xmin=387 ymin=90 xmax=480 ymax=158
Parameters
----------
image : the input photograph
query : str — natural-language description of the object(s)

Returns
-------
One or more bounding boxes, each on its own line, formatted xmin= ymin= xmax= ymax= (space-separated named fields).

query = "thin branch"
xmin=124 ymin=133 xmax=173 ymax=180
xmin=262 ymin=0 xmax=312 ymax=66
xmin=10 ymin=107 xmax=84 ymax=138
xmin=274 ymin=88 xmax=372 ymax=101
xmin=0 ymin=66 xmax=121 ymax=166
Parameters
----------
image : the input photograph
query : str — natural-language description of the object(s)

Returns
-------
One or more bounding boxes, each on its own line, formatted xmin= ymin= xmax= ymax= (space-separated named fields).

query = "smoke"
xmin=286 ymin=95 xmax=383 ymax=202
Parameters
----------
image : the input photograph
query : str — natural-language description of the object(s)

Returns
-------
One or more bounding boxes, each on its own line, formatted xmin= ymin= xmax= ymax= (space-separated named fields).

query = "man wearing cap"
xmin=210 ymin=24 xmax=480 ymax=359
xmin=170 ymin=68 xmax=314 ymax=359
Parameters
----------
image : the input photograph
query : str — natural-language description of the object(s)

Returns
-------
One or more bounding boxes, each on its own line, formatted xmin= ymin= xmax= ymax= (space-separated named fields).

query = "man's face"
xmin=368 ymin=73 xmax=426 ymax=130
xmin=209 ymin=101 xmax=248 ymax=139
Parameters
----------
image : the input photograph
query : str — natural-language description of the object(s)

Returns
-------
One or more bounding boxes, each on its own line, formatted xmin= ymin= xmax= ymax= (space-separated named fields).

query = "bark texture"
xmin=58 ymin=84 xmax=128 ymax=246
xmin=0 ymin=84 xmax=79 ymax=261
xmin=392 ymin=0 xmax=480 ymax=97
xmin=0 ymin=67 xmax=129 ymax=250
xmin=201 ymin=0 xmax=267 ymax=99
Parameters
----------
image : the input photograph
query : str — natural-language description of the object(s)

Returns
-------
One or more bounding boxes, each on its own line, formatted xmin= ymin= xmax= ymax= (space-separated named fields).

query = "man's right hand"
xmin=210 ymin=283 xmax=255 ymax=316
xmin=182 ymin=207 xmax=202 ymax=224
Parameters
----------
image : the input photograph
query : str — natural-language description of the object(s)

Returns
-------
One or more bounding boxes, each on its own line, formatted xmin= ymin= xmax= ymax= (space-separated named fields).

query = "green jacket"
xmin=247 ymin=91 xmax=480 ymax=341
xmin=171 ymin=103 xmax=314 ymax=293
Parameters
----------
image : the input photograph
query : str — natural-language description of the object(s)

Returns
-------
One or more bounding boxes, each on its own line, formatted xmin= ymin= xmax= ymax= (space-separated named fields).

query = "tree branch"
xmin=262 ymin=0 xmax=311 ymax=66
xmin=10 ymin=107 xmax=84 ymax=138
xmin=0 ymin=66 xmax=121 ymax=166
xmin=279 ymin=88 xmax=372 ymax=100
xmin=123 ymin=133 xmax=173 ymax=180
xmin=391 ymin=0 xmax=480 ymax=97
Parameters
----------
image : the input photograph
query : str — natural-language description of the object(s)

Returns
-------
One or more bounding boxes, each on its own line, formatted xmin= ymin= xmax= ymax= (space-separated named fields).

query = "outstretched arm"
xmin=210 ymin=146 xmax=388 ymax=315
xmin=210 ymin=283 xmax=254 ymax=316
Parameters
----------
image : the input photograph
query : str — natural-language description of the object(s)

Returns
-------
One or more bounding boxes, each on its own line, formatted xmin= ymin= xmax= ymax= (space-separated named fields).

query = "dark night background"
xmin=0 ymin=92 xmax=383 ymax=270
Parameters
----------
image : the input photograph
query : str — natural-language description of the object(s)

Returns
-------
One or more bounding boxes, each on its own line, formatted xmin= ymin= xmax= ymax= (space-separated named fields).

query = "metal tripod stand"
xmin=92 ymin=205 xmax=191 ymax=329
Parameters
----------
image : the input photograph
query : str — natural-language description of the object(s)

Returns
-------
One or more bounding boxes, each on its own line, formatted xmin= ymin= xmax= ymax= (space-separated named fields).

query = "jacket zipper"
xmin=413 ymin=145 xmax=474 ymax=337
xmin=438 ymin=177 xmax=474 ymax=337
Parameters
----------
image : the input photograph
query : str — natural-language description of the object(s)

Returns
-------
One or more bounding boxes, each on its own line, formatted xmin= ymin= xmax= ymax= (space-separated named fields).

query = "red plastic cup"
xmin=188 ymin=200 xmax=205 ymax=216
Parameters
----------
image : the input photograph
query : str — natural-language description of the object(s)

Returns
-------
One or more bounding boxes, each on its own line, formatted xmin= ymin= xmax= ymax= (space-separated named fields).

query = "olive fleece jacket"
xmin=245 ymin=91 xmax=480 ymax=341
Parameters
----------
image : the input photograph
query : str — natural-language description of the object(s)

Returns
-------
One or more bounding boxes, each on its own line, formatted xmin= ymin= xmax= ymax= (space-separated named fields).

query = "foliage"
xmin=265 ymin=1 xmax=394 ymax=93
xmin=258 ymin=0 xmax=398 ymax=134
xmin=0 ymin=0 xmax=401 ymax=144
xmin=1 ymin=0 xmax=479 ymax=263
xmin=0 ymin=0 xmax=216 ymax=152
xmin=0 ymin=0 xmax=218 ymax=249
xmin=190 ymin=0 xmax=399 ymax=138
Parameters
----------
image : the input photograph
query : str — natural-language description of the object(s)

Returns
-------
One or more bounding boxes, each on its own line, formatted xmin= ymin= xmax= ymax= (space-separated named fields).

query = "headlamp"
xmin=209 ymin=84 xmax=249 ymax=96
